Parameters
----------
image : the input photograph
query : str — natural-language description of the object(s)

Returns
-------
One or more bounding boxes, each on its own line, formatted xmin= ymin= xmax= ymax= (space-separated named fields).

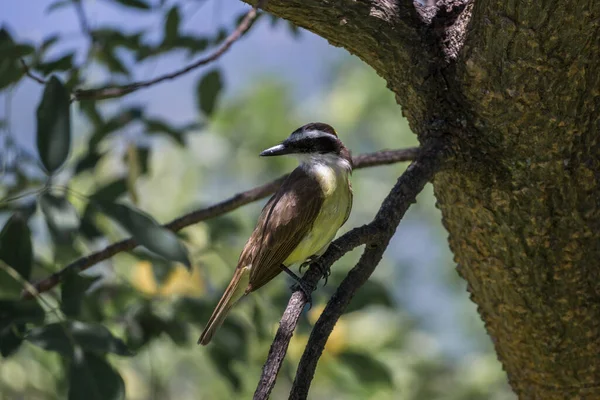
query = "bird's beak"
xmin=259 ymin=143 xmax=292 ymax=157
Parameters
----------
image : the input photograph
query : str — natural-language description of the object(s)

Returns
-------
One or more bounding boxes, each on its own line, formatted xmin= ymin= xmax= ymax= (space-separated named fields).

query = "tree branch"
xmin=19 ymin=59 xmax=46 ymax=85
xmin=22 ymin=147 xmax=418 ymax=299
xmin=70 ymin=0 xmax=266 ymax=101
xmin=253 ymin=145 xmax=444 ymax=400
xmin=289 ymin=145 xmax=443 ymax=399
xmin=252 ymin=224 xmax=378 ymax=400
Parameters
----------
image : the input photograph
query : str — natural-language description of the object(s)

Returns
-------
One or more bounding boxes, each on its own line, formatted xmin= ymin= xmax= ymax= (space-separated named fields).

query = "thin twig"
xmin=22 ymin=147 xmax=418 ymax=299
xmin=19 ymin=59 xmax=46 ymax=85
xmin=71 ymin=0 xmax=267 ymax=101
xmin=72 ymin=0 xmax=94 ymax=43
xmin=252 ymin=145 xmax=443 ymax=400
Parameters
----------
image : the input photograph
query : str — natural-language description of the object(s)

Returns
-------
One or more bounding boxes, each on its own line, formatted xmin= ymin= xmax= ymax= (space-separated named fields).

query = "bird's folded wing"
xmin=243 ymin=168 xmax=324 ymax=291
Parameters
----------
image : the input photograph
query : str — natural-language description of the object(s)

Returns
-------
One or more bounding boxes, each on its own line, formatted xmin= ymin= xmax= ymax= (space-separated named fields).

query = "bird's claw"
xmin=299 ymin=256 xmax=331 ymax=286
xmin=314 ymin=259 xmax=332 ymax=287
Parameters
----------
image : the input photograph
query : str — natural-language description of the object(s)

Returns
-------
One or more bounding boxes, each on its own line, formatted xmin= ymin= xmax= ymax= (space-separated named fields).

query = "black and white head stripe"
xmin=286 ymin=123 xmax=341 ymax=154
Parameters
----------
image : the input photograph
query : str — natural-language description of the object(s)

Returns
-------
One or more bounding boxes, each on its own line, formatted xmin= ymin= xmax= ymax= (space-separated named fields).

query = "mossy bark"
xmin=246 ymin=0 xmax=600 ymax=397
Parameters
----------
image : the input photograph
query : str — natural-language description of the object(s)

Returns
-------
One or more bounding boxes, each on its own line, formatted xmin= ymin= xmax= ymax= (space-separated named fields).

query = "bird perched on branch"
xmin=198 ymin=123 xmax=353 ymax=345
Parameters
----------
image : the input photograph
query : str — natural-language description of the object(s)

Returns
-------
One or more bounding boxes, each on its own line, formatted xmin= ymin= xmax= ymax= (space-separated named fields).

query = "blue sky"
xmin=1 ymin=0 xmax=347 ymax=150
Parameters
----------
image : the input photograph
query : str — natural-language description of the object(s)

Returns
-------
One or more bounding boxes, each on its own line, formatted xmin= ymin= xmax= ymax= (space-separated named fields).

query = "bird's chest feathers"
xmin=312 ymin=163 xmax=340 ymax=196
xmin=284 ymin=159 xmax=351 ymax=265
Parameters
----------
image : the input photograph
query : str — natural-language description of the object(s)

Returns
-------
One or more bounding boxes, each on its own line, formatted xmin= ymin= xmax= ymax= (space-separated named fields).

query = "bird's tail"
xmin=198 ymin=266 xmax=250 ymax=345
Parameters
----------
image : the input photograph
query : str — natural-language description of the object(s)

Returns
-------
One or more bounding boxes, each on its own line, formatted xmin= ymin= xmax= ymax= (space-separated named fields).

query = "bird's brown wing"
xmin=239 ymin=168 xmax=324 ymax=292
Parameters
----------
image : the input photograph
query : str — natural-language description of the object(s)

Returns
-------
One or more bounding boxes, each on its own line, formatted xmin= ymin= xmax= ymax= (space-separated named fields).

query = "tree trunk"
xmin=245 ymin=0 xmax=600 ymax=398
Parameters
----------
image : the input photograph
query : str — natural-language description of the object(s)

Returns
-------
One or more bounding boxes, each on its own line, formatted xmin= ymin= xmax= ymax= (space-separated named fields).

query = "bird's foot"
xmin=280 ymin=265 xmax=313 ymax=308
xmin=298 ymin=255 xmax=331 ymax=286
xmin=314 ymin=258 xmax=332 ymax=286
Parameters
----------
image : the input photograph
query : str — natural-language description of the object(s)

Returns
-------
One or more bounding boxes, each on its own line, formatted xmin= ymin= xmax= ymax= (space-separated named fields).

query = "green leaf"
xmin=79 ymin=100 xmax=104 ymax=127
xmin=125 ymin=305 xmax=188 ymax=350
xmin=96 ymin=49 xmax=130 ymax=77
xmin=212 ymin=28 xmax=228 ymax=46
xmin=0 ymin=28 xmax=14 ymax=50
xmin=163 ymin=318 xmax=188 ymax=345
xmin=81 ymin=285 xmax=137 ymax=323
xmin=144 ymin=118 xmax=203 ymax=145
xmin=35 ymin=52 xmax=75 ymax=75
xmin=196 ymin=69 xmax=223 ymax=117
xmin=144 ymin=117 xmax=186 ymax=145
xmin=74 ymin=149 xmax=104 ymax=174
xmin=131 ymin=252 xmax=171 ymax=285
xmin=212 ymin=316 xmax=248 ymax=359
xmin=79 ymin=206 xmax=103 ymax=240
xmin=89 ymin=107 xmax=143 ymax=148
xmin=39 ymin=192 xmax=80 ymax=245
xmin=111 ymin=0 xmax=151 ymax=10
xmin=0 ymin=300 xmax=45 ymax=331
xmin=0 ymin=29 xmax=34 ymax=59
xmin=176 ymin=36 xmax=209 ymax=57
xmin=69 ymin=352 xmax=125 ymax=400
xmin=344 ymin=279 xmax=395 ymax=313
xmin=0 ymin=29 xmax=25 ymax=89
xmin=62 ymin=273 xmax=101 ymax=318
xmin=164 ymin=6 xmax=180 ymax=43
xmin=337 ymin=350 xmax=393 ymax=387
xmin=0 ymin=324 xmax=25 ymax=357
xmin=92 ymin=29 xmax=142 ymax=51
xmin=252 ymin=302 xmax=269 ymax=340
xmin=97 ymin=202 xmax=190 ymax=267
xmin=0 ymin=301 xmax=43 ymax=357
xmin=27 ymin=321 xmax=131 ymax=357
xmin=208 ymin=345 xmax=242 ymax=391
xmin=65 ymin=67 xmax=83 ymax=90
xmin=0 ymin=214 xmax=33 ymax=299
xmin=36 ymin=75 xmax=71 ymax=174
xmin=39 ymin=35 xmax=60 ymax=54
xmin=0 ymin=58 xmax=22 ymax=90
xmin=90 ymin=179 xmax=128 ymax=202
xmin=206 ymin=215 xmax=243 ymax=243
xmin=173 ymin=297 xmax=212 ymax=326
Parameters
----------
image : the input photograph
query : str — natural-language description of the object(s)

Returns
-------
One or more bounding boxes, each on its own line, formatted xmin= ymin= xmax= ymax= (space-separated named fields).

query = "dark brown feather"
xmin=237 ymin=167 xmax=325 ymax=292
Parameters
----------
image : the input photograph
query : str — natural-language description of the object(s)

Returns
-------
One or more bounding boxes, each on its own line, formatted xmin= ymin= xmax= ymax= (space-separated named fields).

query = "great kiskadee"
xmin=198 ymin=122 xmax=353 ymax=345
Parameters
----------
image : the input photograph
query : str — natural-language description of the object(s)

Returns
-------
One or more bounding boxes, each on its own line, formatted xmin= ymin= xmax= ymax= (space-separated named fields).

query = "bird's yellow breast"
xmin=284 ymin=161 xmax=352 ymax=266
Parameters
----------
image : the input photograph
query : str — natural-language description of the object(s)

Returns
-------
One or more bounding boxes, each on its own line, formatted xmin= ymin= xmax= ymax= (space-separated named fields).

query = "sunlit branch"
xmin=22 ymin=147 xmax=419 ymax=299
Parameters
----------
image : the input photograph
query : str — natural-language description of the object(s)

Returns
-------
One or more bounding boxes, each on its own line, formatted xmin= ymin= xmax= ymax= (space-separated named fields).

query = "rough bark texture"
xmin=246 ymin=0 xmax=600 ymax=398
xmin=446 ymin=1 xmax=600 ymax=397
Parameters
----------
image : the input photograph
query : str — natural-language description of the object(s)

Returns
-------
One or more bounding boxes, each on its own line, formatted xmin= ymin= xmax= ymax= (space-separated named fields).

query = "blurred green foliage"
xmin=0 ymin=1 xmax=514 ymax=399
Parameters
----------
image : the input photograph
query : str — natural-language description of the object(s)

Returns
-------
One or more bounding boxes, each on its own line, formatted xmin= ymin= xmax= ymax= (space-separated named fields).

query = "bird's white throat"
xmin=296 ymin=153 xmax=351 ymax=196
xmin=296 ymin=153 xmax=352 ymax=174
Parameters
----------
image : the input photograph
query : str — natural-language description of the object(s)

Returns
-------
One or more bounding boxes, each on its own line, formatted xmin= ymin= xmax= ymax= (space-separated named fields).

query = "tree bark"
xmin=246 ymin=0 xmax=600 ymax=398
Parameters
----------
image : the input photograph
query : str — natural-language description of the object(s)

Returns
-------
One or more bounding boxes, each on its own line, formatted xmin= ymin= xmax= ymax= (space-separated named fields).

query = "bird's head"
xmin=260 ymin=123 xmax=350 ymax=166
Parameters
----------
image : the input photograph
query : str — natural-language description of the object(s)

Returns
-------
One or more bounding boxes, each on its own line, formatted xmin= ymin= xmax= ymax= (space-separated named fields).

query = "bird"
xmin=198 ymin=123 xmax=353 ymax=345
